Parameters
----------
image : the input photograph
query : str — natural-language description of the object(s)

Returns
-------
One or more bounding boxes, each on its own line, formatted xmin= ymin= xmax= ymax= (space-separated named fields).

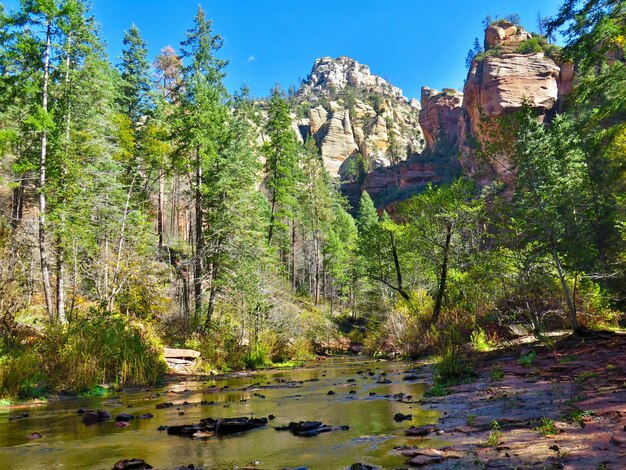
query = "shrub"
xmin=485 ymin=420 xmax=503 ymax=446
xmin=470 ymin=327 xmax=494 ymax=351
xmin=0 ymin=350 xmax=43 ymax=398
xmin=536 ymin=417 xmax=559 ymax=436
xmin=516 ymin=37 xmax=544 ymax=54
xmin=518 ymin=350 xmax=536 ymax=367
xmin=39 ymin=310 xmax=166 ymax=393
xmin=490 ymin=366 xmax=505 ymax=381
xmin=434 ymin=310 xmax=475 ymax=384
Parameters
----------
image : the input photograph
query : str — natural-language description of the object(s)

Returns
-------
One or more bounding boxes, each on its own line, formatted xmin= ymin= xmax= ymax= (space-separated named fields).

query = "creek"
xmin=0 ymin=357 xmax=443 ymax=469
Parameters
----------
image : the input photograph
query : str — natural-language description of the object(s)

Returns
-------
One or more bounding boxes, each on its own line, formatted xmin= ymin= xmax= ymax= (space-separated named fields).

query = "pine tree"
xmin=118 ymin=24 xmax=152 ymax=125
xmin=356 ymin=191 xmax=378 ymax=234
xmin=263 ymin=85 xmax=300 ymax=252
xmin=175 ymin=5 xmax=229 ymax=327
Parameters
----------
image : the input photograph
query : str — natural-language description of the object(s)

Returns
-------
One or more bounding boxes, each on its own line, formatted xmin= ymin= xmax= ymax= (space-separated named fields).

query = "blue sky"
xmin=3 ymin=0 xmax=564 ymax=99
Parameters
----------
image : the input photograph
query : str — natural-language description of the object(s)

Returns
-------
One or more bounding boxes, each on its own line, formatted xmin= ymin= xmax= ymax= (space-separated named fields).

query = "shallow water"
xmin=0 ymin=357 xmax=443 ymax=469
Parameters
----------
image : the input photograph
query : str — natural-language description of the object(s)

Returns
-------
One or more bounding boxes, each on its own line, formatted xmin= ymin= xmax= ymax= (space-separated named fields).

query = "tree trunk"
xmin=433 ymin=222 xmax=452 ymax=324
xmin=551 ymin=246 xmax=579 ymax=332
xmin=291 ymin=221 xmax=296 ymax=289
xmin=56 ymin=41 xmax=73 ymax=325
xmin=10 ymin=178 xmax=24 ymax=229
xmin=205 ymin=261 xmax=218 ymax=332
xmin=314 ymin=235 xmax=321 ymax=305
xmin=390 ymin=231 xmax=410 ymax=301
xmin=157 ymin=162 xmax=165 ymax=248
xmin=193 ymin=149 xmax=204 ymax=323
xmin=56 ymin=234 xmax=66 ymax=323
xmin=38 ymin=20 xmax=54 ymax=322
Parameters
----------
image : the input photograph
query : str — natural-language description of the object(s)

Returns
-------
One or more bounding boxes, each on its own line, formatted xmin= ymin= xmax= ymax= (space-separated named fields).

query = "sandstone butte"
xmin=276 ymin=21 xmax=574 ymax=208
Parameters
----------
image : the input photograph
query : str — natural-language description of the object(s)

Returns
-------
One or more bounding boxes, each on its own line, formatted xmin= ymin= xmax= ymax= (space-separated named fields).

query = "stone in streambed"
xmin=407 ymin=449 xmax=445 ymax=466
xmin=115 ymin=413 xmax=134 ymax=422
xmin=405 ymin=424 xmax=438 ymax=436
xmin=112 ymin=458 xmax=153 ymax=470
xmin=82 ymin=411 xmax=111 ymax=425
xmin=394 ymin=413 xmax=412 ymax=422
xmin=27 ymin=432 xmax=42 ymax=439
xmin=8 ymin=413 xmax=29 ymax=421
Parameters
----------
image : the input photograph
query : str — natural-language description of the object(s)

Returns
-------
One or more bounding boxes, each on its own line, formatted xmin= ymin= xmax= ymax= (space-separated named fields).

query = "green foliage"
xmin=118 ymin=24 xmax=152 ymax=123
xmin=518 ymin=351 xmax=536 ymax=367
xmin=425 ymin=382 xmax=451 ymax=397
xmin=563 ymin=408 xmax=593 ymax=427
xmin=535 ymin=417 xmax=559 ymax=436
xmin=490 ymin=366 xmax=505 ymax=381
xmin=38 ymin=311 xmax=166 ymax=393
xmin=516 ymin=37 xmax=545 ymax=54
xmin=574 ymin=371 xmax=598 ymax=382
xmin=485 ymin=420 xmax=503 ymax=446
xmin=470 ymin=327 xmax=494 ymax=352
xmin=0 ymin=350 xmax=43 ymax=399
xmin=0 ymin=310 xmax=166 ymax=398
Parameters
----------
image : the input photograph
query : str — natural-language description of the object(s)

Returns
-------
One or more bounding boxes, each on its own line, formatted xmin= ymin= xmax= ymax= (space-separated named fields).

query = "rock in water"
xmin=112 ymin=458 xmax=153 ymax=470
xmin=8 ymin=413 xmax=29 ymax=421
xmin=394 ymin=413 xmax=412 ymax=422
xmin=115 ymin=413 xmax=134 ymax=422
xmin=405 ymin=424 xmax=438 ymax=436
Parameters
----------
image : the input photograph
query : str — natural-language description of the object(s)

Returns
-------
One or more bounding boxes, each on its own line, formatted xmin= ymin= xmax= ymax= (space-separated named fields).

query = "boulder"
xmin=112 ymin=459 xmax=153 ymax=470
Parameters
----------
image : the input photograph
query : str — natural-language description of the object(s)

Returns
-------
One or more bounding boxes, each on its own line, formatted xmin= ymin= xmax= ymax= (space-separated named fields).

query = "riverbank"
xmin=395 ymin=330 xmax=626 ymax=469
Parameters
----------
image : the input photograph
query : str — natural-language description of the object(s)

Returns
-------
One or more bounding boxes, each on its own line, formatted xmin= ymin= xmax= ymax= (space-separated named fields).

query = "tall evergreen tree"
xmin=175 ymin=6 xmax=229 ymax=327
xmin=263 ymin=85 xmax=300 ymax=252
xmin=118 ymin=24 xmax=152 ymax=125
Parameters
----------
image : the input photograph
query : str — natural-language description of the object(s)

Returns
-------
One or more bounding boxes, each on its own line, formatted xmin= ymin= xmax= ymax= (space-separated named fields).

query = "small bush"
xmin=0 ymin=351 xmax=43 ymax=399
xmin=574 ymin=371 xmax=598 ymax=382
xmin=244 ymin=346 xmax=271 ymax=369
xmin=490 ymin=366 xmax=505 ymax=381
xmin=536 ymin=417 xmax=559 ymax=436
xmin=485 ymin=420 xmax=503 ymax=446
xmin=518 ymin=350 xmax=536 ymax=367
xmin=516 ymin=37 xmax=544 ymax=54
xmin=563 ymin=408 xmax=593 ymax=427
xmin=436 ymin=349 xmax=474 ymax=383
xmin=425 ymin=382 xmax=450 ymax=397
xmin=470 ymin=327 xmax=494 ymax=352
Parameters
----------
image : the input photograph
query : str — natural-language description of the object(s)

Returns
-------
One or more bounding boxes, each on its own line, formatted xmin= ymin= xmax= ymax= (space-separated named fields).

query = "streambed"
xmin=0 ymin=357 xmax=443 ymax=469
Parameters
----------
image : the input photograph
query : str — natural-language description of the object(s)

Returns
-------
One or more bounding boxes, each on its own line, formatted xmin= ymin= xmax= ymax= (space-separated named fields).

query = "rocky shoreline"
xmin=394 ymin=331 xmax=626 ymax=469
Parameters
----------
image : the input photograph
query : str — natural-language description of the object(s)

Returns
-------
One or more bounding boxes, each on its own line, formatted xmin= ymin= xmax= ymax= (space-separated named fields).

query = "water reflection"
xmin=0 ymin=357 xmax=442 ymax=469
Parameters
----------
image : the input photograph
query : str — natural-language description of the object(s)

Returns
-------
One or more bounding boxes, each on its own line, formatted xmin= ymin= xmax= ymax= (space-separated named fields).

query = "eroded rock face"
xmin=295 ymin=57 xmax=425 ymax=177
xmin=484 ymin=21 xmax=532 ymax=50
xmin=319 ymin=109 xmax=359 ymax=176
xmin=298 ymin=56 xmax=405 ymax=100
xmin=459 ymin=24 xmax=573 ymax=184
xmin=419 ymin=87 xmax=463 ymax=155
xmin=341 ymin=159 xmax=448 ymax=209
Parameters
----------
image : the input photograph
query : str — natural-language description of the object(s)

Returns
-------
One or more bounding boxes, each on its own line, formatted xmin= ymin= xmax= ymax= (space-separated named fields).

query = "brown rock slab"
xmin=407 ymin=449 xmax=445 ymax=466
xmin=405 ymin=424 xmax=438 ymax=436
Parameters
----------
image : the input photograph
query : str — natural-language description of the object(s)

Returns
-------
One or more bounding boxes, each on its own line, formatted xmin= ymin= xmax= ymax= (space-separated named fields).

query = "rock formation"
xmin=419 ymin=87 xmax=463 ymax=155
xmin=298 ymin=56 xmax=405 ymax=101
xmin=459 ymin=21 xmax=573 ymax=183
xmin=293 ymin=56 xmax=425 ymax=178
